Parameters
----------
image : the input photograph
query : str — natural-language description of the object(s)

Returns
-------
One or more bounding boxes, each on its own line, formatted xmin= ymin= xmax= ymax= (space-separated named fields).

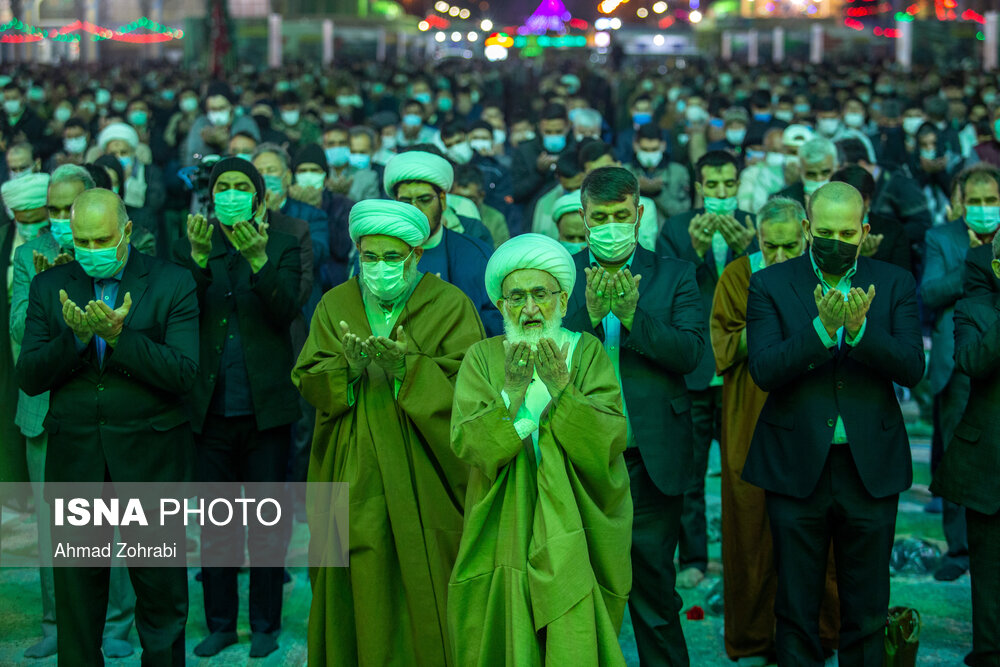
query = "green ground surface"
xmin=0 ymin=433 xmax=973 ymax=666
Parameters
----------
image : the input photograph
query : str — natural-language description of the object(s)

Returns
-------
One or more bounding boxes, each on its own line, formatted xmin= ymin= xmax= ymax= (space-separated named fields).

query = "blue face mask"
xmin=49 ymin=219 xmax=74 ymax=247
xmin=437 ymin=97 xmax=453 ymax=113
xmin=75 ymin=232 xmax=127 ymax=279
xmin=754 ymin=112 xmax=772 ymax=122
xmin=325 ymin=146 xmax=351 ymax=168
xmin=402 ymin=113 xmax=423 ymax=128
xmin=542 ymin=133 xmax=567 ymax=153
xmin=559 ymin=240 xmax=587 ymax=254
xmin=348 ymin=152 xmax=371 ymax=169
xmin=263 ymin=174 xmax=284 ymax=197
xmin=632 ymin=111 xmax=653 ymax=126
xmin=118 ymin=155 xmax=133 ymax=173
xmin=414 ymin=92 xmax=432 ymax=105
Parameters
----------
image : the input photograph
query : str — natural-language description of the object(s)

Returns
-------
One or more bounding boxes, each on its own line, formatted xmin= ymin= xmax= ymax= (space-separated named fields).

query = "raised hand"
xmin=969 ymin=228 xmax=984 ymax=249
xmin=610 ymin=269 xmax=643 ymax=330
xmin=844 ymin=284 xmax=875 ymax=339
xmin=813 ymin=284 xmax=846 ymax=340
xmin=33 ymin=250 xmax=72 ymax=274
xmin=339 ymin=321 xmax=371 ymax=379
xmin=84 ymin=292 xmax=132 ymax=347
xmin=59 ymin=289 xmax=93 ymax=344
xmin=232 ymin=220 xmax=269 ymax=273
xmin=717 ymin=214 xmax=756 ymax=254
xmin=688 ymin=212 xmax=716 ymax=259
xmin=535 ymin=337 xmax=570 ymax=396
xmin=366 ymin=326 xmax=409 ymax=380
xmin=186 ymin=213 xmax=214 ymax=265
xmin=583 ymin=266 xmax=612 ymax=327
xmin=860 ymin=233 xmax=884 ymax=257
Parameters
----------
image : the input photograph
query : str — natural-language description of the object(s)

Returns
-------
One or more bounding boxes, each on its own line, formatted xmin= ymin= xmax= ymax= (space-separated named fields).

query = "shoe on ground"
xmin=250 ymin=631 xmax=279 ymax=658
xmin=677 ymin=567 xmax=705 ymax=589
xmin=194 ymin=631 xmax=238 ymax=657
xmin=101 ymin=638 xmax=133 ymax=658
xmin=934 ymin=561 xmax=968 ymax=581
xmin=24 ymin=636 xmax=58 ymax=659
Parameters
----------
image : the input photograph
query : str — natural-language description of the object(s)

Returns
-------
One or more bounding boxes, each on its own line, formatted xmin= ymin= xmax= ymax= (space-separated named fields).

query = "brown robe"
xmin=711 ymin=255 xmax=841 ymax=659
xmin=293 ymin=273 xmax=485 ymax=666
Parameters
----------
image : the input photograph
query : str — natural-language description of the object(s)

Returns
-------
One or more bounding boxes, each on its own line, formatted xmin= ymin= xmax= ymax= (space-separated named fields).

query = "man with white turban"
xmin=383 ymin=149 xmax=502 ymax=336
xmin=448 ymin=233 xmax=633 ymax=665
xmin=293 ymin=199 xmax=485 ymax=666
xmin=551 ymin=189 xmax=588 ymax=254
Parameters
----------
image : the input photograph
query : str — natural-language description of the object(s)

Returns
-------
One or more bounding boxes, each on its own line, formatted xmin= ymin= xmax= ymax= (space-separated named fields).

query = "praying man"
xmin=448 ymin=232 xmax=633 ymax=666
xmin=292 ymin=199 xmax=486 ymax=666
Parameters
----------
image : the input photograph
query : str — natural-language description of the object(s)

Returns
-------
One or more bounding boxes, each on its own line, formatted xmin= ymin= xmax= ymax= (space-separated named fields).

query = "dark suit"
xmin=775 ymin=181 xmax=806 ymax=207
xmin=866 ymin=211 xmax=911 ymax=272
xmin=965 ymin=243 xmax=1000 ymax=297
xmin=510 ymin=136 xmax=575 ymax=205
xmin=172 ymin=223 xmax=300 ymax=637
xmin=0 ymin=223 xmax=28 ymax=485
xmin=931 ymin=294 xmax=1000 ymax=667
xmin=565 ymin=246 xmax=704 ymax=666
xmin=16 ymin=249 xmax=199 ymax=667
xmin=744 ymin=254 xmax=924 ymax=666
xmin=656 ymin=206 xmax=757 ymax=575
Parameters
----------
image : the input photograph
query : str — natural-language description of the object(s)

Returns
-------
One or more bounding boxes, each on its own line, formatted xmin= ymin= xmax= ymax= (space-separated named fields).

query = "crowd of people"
xmin=0 ymin=54 xmax=998 ymax=666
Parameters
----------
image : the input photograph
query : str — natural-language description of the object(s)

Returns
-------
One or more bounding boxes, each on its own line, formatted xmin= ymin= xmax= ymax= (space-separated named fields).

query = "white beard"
xmin=502 ymin=313 xmax=564 ymax=348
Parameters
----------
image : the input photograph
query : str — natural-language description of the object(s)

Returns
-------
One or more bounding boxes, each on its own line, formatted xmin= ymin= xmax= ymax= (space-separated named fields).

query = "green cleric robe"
xmin=448 ymin=331 xmax=633 ymax=666
xmin=292 ymin=273 xmax=485 ymax=666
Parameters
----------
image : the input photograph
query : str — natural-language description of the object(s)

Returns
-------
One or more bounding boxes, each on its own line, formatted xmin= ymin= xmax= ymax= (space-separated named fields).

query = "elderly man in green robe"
xmin=292 ymin=199 xmax=486 ymax=666
xmin=449 ymin=233 xmax=633 ymax=666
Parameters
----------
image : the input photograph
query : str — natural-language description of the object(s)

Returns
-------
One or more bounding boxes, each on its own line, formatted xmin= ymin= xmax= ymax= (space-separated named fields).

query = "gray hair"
xmin=50 ymin=164 xmax=96 ymax=191
xmin=993 ymin=229 xmax=1000 ymax=260
xmin=758 ymin=196 xmax=806 ymax=229
xmin=252 ymin=142 xmax=291 ymax=172
xmin=798 ymin=136 xmax=839 ymax=167
xmin=349 ymin=125 xmax=376 ymax=146
xmin=573 ymin=108 xmax=602 ymax=130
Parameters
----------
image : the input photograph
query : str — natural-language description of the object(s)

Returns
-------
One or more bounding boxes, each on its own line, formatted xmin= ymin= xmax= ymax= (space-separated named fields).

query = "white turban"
xmin=2 ymin=173 xmax=50 ymax=211
xmin=551 ymin=191 xmax=583 ymax=224
xmin=349 ymin=199 xmax=430 ymax=247
xmin=485 ymin=233 xmax=577 ymax=304
xmin=97 ymin=122 xmax=140 ymax=151
xmin=383 ymin=151 xmax=454 ymax=196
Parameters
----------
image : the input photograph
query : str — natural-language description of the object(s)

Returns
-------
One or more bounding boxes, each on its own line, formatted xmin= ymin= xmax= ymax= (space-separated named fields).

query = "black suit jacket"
xmin=564 ymin=247 xmax=705 ymax=496
xmin=867 ymin=212 xmax=911 ymax=273
xmin=775 ymin=181 xmax=806 ymax=207
xmin=655 ymin=207 xmax=757 ymax=391
xmin=16 ymin=249 xmax=199 ymax=484
xmin=930 ymin=294 xmax=1000 ymax=514
xmin=964 ymin=243 xmax=999 ymax=297
xmin=1 ymin=223 xmax=28 ymax=484
xmin=743 ymin=255 xmax=925 ymax=499
xmin=511 ymin=137 xmax=576 ymax=204
xmin=172 ymin=224 xmax=301 ymax=434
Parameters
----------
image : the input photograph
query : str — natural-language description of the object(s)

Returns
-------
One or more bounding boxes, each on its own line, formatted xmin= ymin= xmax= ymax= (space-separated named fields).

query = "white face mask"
xmin=493 ymin=128 xmax=507 ymax=145
xmin=803 ymin=178 xmax=829 ymax=196
xmin=207 ymin=109 xmax=231 ymax=126
xmin=361 ymin=252 xmax=412 ymax=302
xmin=180 ymin=97 xmax=199 ymax=113
xmin=704 ymin=196 xmax=738 ymax=216
xmin=447 ymin=142 xmax=473 ymax=164
xmin=295 ymin=172 xmax=326 ymax=189
xmin=765 ymin=152 xmax=786 ymax=168
xmin=843 ymin=112 xmax=865 ymax=129
xmin=280 ymin=109 xmax=301 ymax=126
xmin=902 ymin=116 xmax=924 ymax=136
xmin=469 ymin=139 xmax=493 ymax=154
xmin=586 ymin=220 xmax=638 ymax=263
xmin=636 ymin=150 xmax=663 ymax=169
xmin=817 ymin=118 xmax=840 ymax=137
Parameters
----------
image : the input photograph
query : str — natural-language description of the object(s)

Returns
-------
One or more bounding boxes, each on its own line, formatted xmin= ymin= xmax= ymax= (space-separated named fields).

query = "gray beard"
xmin=502 ymin=315 xmax=564 ymax=348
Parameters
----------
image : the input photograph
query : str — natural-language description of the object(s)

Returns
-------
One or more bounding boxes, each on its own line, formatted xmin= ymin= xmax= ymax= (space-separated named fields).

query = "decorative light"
xmin=451 ymin=30 xmax=462 ymax=40
xmin=449 ymin=6 xmax=461 ymax=16
xmin=435 ymin=1 xmax=450 ymax=11
xmin=653 ymin=1 xmax=668 ymax=13
xmin=689 ymin=9 xmax=702 ymax=22
xmin=638 ymin=7 xmax=649 ymax=17
xmin=595 ymin=17 xmax=611 ymax=29
xmin=599 ymin=0 xmax=622 ymax=14
xmin=610 ymin=17 xmax=622 ymax=28
xmin=435 ymin=31 xmax=447 ymax=41
xmin=480 ymin=19 xmax=493 ymax=30
xmin=467 ymin=31 xmax=479 ymax=41
xmin=594 ymin=31 xmax=611 ymax=47
xmin=484 ymin=43 xmax=508 ymax=61
xmin=459 ymin=8 xmax=471 ymax=18
xmin=978 ymin=30 xmax=986 ymax=40
xmin=653 ymin=33 xmax=665 ymax=44
xmin=418 ymin=21 xmax=430 ymax=30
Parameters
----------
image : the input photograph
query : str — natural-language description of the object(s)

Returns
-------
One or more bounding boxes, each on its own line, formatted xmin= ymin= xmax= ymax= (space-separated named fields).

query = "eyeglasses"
xmin=360 ymin=250 xmax=412 ymax=264
xmin=396 ymin=194 xmax=438 ymax=207
xmin=502 ymin=288 xmax=562 ymax=307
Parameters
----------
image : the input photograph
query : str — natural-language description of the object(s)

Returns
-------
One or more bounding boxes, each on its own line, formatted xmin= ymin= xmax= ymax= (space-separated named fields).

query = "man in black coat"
xmin=655 ymin=150 xmax=757 ymax=588
xmin=172 ymin=158 xmax=301 ymax=659
xmin=744 ymin=182 xmax=924 ymax=665
xmin=931 ymin=238 xmax=1000 ymax=666
xmin=565 ymin=167 xmax=705 ymax=665
xmin=17 ymin=189 xmax=199 ymax=667
xmin=511 ymin=103 xmax=577 ymax=207
xmin=965 ymin=243 xmax=1000 ymax=297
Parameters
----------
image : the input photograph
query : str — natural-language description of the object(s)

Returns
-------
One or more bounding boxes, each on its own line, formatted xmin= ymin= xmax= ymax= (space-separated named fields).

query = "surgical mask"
xmin=336 ymin=95 xmax=360 ymax=108
xmin=817 ymin=118 xmax=840 ymax=136
xmin=920 ymin=148 xmax=937 ymax=160
xmin=9 ymin=167 xmax=32 ymax=180
xmin=128 ymin=110 xmax=148 ymax=126
xmin=515 ymin=131 xmax=536 ymax=144
xmin=559 ymin=240 xmax=587 ymax=254
xmin=213 ymin=189 xmax=255 ymax=226
xmin=27 ymin=86 xmax=44 ymax=102
xmin=775 ymin=109 xmax=795 ymax=123
xmin=325 ymin=145 xmax=350 ymax=167
xmin=207 ymin=109 xmax=231 ymax=126
xmin=118 ymin=155 xmax=134 ymax=173
xmin=437 ymin=98 xmax=453 ymax=113
xmin=96 ymin=89 xmax=111 ymax=106
xmin=726 ymin=128 xmax=747 ymax=146
xmin=381 ymin=136 xmax=398 ymax=151
xmin=843 ymin=112 xmax=865 ymax=129
xmin=161 ymin=89 xmax=176 ymax=101
xmin=49 ymin=219 xmax=74 ymax=247
xmin=632 ymin=111 xmax=653 ymax=126
xmin=984 ymin=92 xmax=997 ymax=105
xmin=719 ymin=73 xmax=733 ymax=87
xmin=295 ymin=172 xmax=326 ymax=189
xmin=54 ymin=106 xmax=72 ymax=123
xmin=803 ymin=178 xmax=829 ymax=196
xmin=965 ymin=205 xmax=1000 ymax=235
xmin=994 ymin=118 xmax=1000 ymax=141
xmin=493 ymin=129 xmax=507 ymax=145
xmin=568 ymin=108 xmax=584 ymax=124
xmin=179 ymin=97 xmax=199 ymax=113
xmin=810 ymin=236 xmax=858 ymax=276
xmin=78 ymin=101 xmax=96 ymax=114
xmin=641 ymin=80 xmax=655 ymax=92
xmin=75 ymin=233 xmax=127 ymax=279
xmin=676 ymin=100 xmax=687 ymax=113
xmin=111 ymin=100 xmax=128 ymax=113
xmin=704 ymin=196 xmax=738 ymax=216
xmin=586 ymin=220 xmax=638 ymax=262
xmin=275 ymin=81 xmax=291 ymax=93
xmin=746 ymin=149 xmax=766 ymax=163
xmin=754 ymin=112 xmax=772 ymax=123
xmin=16 ymin=220 xmax=48 ymax=240
xmin=470 ymin=139 xmax=493 ymax=154
xmin=402 ymin=113 xmax=422 ymax=128
xmin=685 ymin=105 xmax=709 ymax=124
xmin=902 ymin=116 xmax=924 ymax=136
xmin=636 ymin=150 xmax=663 ymax=169
xmin=263 ymin=174 xmax=284 ymax=198
xmin=447 ymin=142 xmax=473 ymax=164
xmin=574 ymin=133 xmax=588 ymax=144
xmin=64 ymin=136 xmax=87 ymax=154
xmin=794 ymin=103 xmax=811 ymax=115
xmin=361 ymin=252 xmax=412 ymax=302
xmin=766 ymin=152 xmax=786 ymax=168
xmin=280 ymin=109 xmax=300 ymax=126
xmin=349 ymin=153 xmax=371 ymax=169
xmin=321 ymin=112 xmax=340 ymax=124
xmin=3 ymin=99 xmax=22 ymax=116
xmin=414 ymin=92 xmax=433 ymax=105
xmin=542 ymin=133 xmax=567 ymax=153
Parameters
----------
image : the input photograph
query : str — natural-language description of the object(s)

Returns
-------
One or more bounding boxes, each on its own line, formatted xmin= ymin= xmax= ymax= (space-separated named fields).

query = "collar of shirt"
xmin=808 ymin=245 xmax=857 ymax=292
xmin=423 ymin=224 xmax=445 ymax=250
xmin=588 ymin=249 xmax=636 ymax=271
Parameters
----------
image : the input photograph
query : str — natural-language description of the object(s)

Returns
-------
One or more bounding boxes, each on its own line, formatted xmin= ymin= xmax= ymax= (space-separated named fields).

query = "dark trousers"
xmin=766 ymin=445 xmax=898 ymax=667
xmin=625 ymin=449 xmax=690 ymax=666
xmin=679 ymin=385 xmax=721 ymax=573
xmin=197 ymin=414 xmax=290 ymax=635
xmin=966 ymin=508 xmax=1000 ymax=667
xmin=932 ymin=374 xmax=971 ymax=570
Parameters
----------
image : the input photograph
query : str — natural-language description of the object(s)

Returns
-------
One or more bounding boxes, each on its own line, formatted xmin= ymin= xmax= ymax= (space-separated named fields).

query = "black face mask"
xmin=810 ymin=236 xmax=859 ymax=275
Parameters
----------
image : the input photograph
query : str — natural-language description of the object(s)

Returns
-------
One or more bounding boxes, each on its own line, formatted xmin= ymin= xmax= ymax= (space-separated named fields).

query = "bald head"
xmin=808 ymin=181 xmax=864 ymax=223
xmin=70 ymin=188 xmax=132 ymax=250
